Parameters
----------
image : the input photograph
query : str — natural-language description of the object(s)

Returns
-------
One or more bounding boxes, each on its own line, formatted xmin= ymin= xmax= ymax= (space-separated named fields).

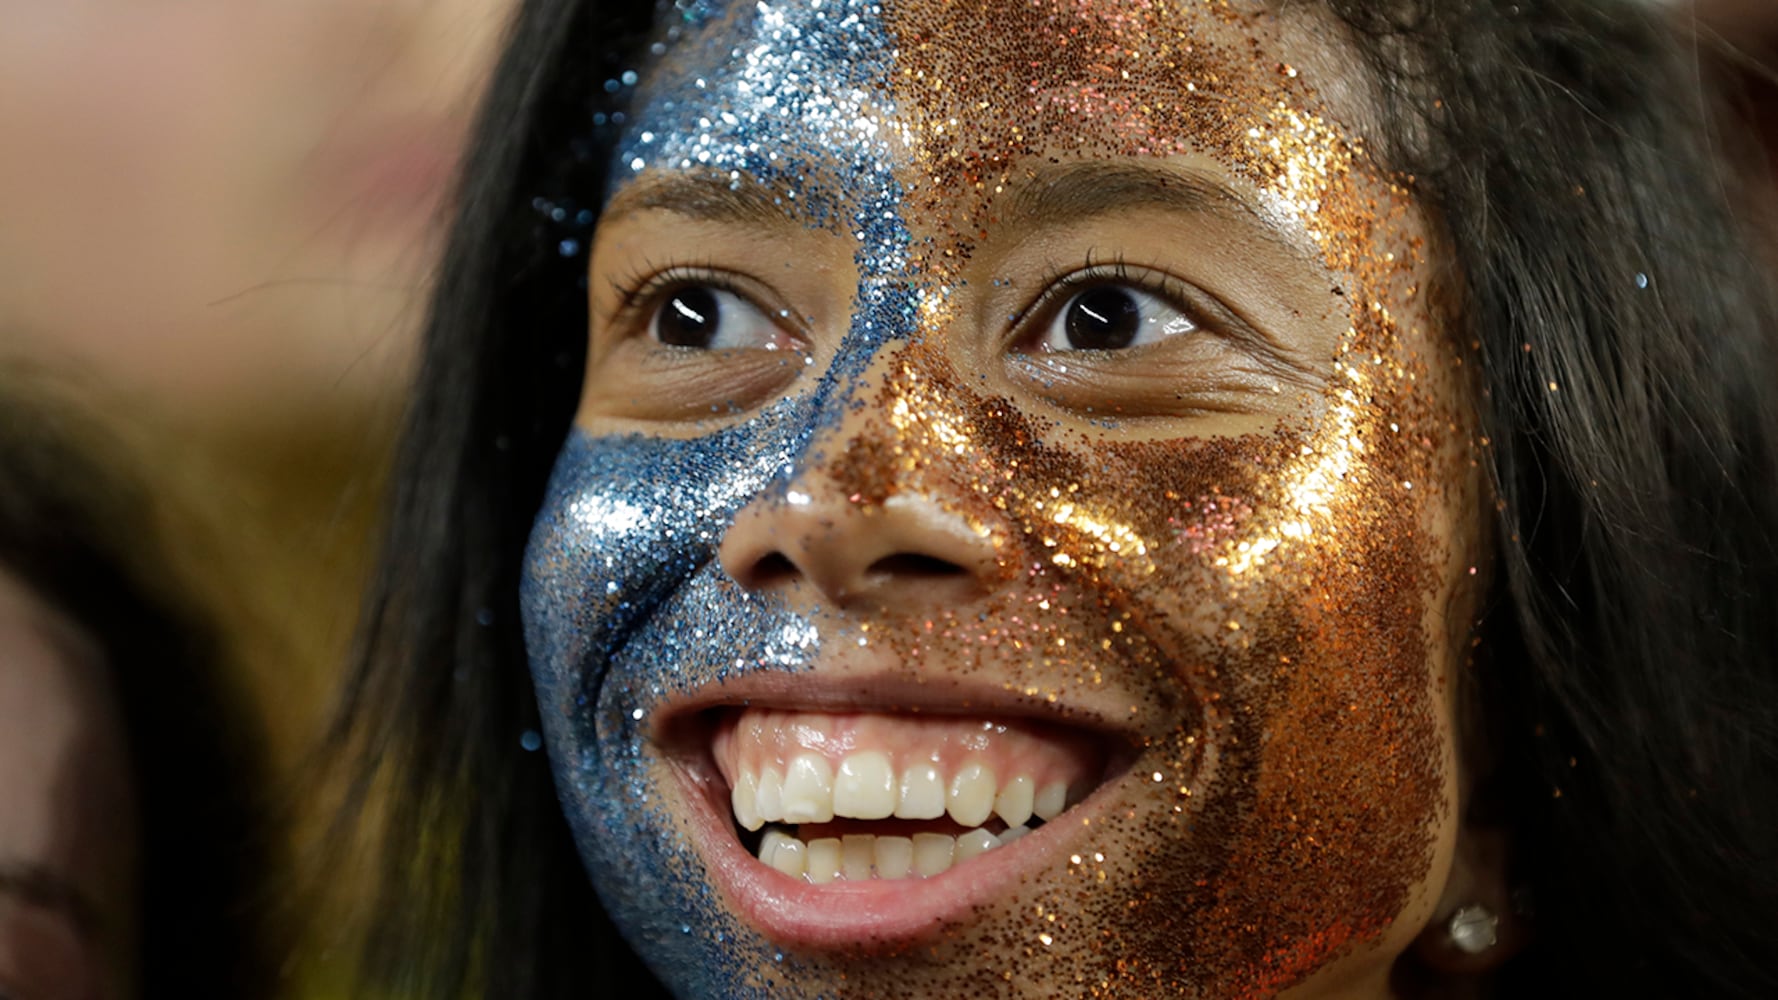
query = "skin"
xmin=0 ymin=0 xmax=511 ymax=774
xmin=524 ymin=1 xmax=1487 ymax=996
xmin=0 ymin=0 xmax=500 ymax=425
xmin=0 ymin=571 xmax=135 ymax=1000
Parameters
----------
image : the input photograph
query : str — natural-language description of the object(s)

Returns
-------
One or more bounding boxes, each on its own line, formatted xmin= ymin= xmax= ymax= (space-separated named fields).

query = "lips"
xmin=656 ymin=683 xmax=1144 ymax=949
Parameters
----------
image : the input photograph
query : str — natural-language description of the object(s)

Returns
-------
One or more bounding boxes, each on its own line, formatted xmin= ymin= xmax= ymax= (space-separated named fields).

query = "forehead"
xmin=615 ymin=0 xmax=1360 ymax=242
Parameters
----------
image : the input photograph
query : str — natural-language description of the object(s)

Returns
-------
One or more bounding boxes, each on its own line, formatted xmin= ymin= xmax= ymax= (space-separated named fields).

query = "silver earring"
xmin=1447 ymin=904 xmax=1499 ymax=955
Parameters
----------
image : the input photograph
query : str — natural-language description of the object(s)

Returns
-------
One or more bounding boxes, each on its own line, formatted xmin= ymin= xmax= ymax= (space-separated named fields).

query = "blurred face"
xmin=0 ymin=0 xmax=505 ymax=429
xmin=0 ymin=572 xmax=135 ymax=1000
xmin=524 ymin=1 xmax=1482 ymax=997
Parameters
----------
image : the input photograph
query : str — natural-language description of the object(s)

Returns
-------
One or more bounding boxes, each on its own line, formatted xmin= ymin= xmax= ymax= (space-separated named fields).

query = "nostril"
xmin=746 ymin=553 xmax=800 ymax=589
xmin=866 ymin=553 xmax=969 ymax=579
xmin=720 ymin=494 xmax=996 ymax=605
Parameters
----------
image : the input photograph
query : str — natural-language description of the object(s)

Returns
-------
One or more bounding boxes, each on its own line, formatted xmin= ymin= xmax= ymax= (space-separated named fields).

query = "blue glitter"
xmin=520 ymin=1 xmax=923 ymax=994
xmin=520 ymin=729 xmax=544 ymax=752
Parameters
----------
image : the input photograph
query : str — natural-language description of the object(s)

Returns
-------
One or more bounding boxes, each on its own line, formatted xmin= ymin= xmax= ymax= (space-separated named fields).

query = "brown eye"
xmin=1030 ymin=283 xmax=1198 ymax=353
xmin=656 ymin=286 xmax=721 ymax=346
xmin=1065 ymin=286 xmax=1142 ymax=349
xmin=649 ymin=284 xmax=789 ymax=351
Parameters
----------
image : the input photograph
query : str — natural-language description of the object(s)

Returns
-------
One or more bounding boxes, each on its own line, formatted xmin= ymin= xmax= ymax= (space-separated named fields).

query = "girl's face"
xmin=0 ymin=572 xmax=135 ymax=1000
xmin=524 ymin=1 xmax=1483 ymax=996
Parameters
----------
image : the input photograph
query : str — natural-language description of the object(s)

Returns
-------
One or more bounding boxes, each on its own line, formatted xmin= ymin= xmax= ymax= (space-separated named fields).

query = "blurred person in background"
xmin=0 ymin=1 xmax=512 ymax=988
xmin=0 ymin=0 xmax=511 ymax=771
xmin=1695 ymin=0 xmax=1778 ymax=190
xmin=0 ymin=376 xmax=269 ymax=1000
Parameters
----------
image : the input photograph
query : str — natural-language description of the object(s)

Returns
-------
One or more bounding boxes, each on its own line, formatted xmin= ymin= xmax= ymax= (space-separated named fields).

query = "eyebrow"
xmin=1000 ymin=160 xmax=1311 ymax=256
xmin=601 ymin=172 xmax=803 ymax=230
xmin=602 ymin=161 xmax=1310 ymax=258
xmin=0 ymin=862 xmax=103 ymax=942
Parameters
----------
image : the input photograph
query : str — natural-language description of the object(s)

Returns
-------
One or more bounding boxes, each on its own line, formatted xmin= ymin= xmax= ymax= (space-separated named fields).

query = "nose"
xmin=717 ymin=387 xmax=1002 ymax=614
xmin=720 ymin=489 xmax=1000 ymax=612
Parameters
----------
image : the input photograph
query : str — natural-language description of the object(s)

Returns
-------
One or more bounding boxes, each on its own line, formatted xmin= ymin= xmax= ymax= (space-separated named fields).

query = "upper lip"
xmin=650 ymin=665 xmax=1148 ymax=756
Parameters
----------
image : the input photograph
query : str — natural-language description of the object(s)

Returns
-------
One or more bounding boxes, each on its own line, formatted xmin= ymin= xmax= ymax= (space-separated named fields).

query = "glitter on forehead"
xmin=614 ymin=0 xmax=911 ymax=309
xmin=1244 ymin=101 xmax=1358 ymax=238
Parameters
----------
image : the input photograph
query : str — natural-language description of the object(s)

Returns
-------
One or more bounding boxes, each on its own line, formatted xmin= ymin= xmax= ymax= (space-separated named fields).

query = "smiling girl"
xmin=333 ymin=1 xmax=1778 ymax=997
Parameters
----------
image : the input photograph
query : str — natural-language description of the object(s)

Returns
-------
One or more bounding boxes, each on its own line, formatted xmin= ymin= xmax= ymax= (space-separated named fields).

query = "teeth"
xmin=995 ymin=775 xmax=1034 ymax=828
xmin=894 ymin=762 xmax=946 ymax=820
xmin=912 ymin=832 xmax=955 ymax=877
xmin=732 ymin=769 xmax=762 ymax=832
xmin=874 ymin=836 xmax=913 ymax=879
xmin=947 ymin=761 xmax=997 ymax=827
xmin=756 ymin=767 xmax=784 ymax=823
xmin=781 ymin=754 xmax=835 ymax=824
xmin=757 ymin=823 xmax=1025 ymax=882
xmin=833 ymin=751 xmax=896 ymax=820
xmin=841 ymin=834 xmax=875 ymax=880
xmin=806 ymin=837 xmax=841 ymax=884
xmin=763 ymin=829 xmax=806 ymax=877
xmin=954 ymin=828 xmax=998 ymax=862
xmin=735 ymin=756 xmax=1076 ymax=846
xmin=997 ymin=824 xmax=1031 ymax=845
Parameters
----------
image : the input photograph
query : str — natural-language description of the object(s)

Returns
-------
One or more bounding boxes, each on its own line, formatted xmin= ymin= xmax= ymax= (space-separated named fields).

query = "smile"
xmin=719 ymin=708 xmax=1110 ymax=880
xmin=656 ymin=678 xmax=1147 ymax=949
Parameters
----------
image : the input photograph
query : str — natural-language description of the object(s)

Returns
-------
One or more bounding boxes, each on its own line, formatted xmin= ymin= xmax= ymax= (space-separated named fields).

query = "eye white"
xmin=1033 ymin=284 xmax=1197 ymax=353
xmin=652 ymin=285 xmax=784 ymax=350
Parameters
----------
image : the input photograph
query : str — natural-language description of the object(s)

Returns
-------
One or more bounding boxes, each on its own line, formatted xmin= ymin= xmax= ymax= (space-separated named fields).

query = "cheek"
xmin=1078 ymin=458 xmax=1450 ymax=987
xmin=905 ymin=358 xmax=1458 ymax=981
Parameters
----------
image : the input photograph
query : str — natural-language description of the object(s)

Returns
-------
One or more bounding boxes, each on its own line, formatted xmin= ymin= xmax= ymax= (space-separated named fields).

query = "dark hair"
xmin=1324 ymin=4 xmax=1778 ymax=996
xmin=0 ymin=378 xmax=274 ymax=997
xmin=332 ymin=0 xmax=1778 ymax=997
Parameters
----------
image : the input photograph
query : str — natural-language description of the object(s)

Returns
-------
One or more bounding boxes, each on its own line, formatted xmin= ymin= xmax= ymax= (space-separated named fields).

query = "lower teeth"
xmin=757 ymin=823 xmax=1036 ymax=882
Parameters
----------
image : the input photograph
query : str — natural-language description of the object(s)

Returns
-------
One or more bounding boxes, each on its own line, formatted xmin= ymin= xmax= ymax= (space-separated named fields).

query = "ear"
xmin=1410 ymin=821 xmax=1528 ymax=976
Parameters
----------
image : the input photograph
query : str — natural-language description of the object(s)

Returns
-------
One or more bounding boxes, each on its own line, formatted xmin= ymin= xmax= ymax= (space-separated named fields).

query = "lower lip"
xmin=672 ymin=758 xmax=1120 ymax=951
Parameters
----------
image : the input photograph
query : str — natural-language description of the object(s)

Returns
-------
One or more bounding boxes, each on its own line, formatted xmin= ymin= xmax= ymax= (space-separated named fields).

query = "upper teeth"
xmin=731 ymin=751 xmax=1069 ymax=832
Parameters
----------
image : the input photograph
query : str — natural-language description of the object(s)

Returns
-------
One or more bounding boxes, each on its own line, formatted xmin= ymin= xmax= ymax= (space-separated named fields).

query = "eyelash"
xmin=1009 ymin=253 xmax=1206 ymax=345
xmin=603 ymin=253 xmax=1209 ymax=348
xmin=607 ymin=261 xmax=744 ymax=325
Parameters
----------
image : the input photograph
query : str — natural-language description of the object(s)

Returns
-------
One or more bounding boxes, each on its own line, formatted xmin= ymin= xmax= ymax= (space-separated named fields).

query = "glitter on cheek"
xmin=522 ymin=405 xmax=825 ymax=998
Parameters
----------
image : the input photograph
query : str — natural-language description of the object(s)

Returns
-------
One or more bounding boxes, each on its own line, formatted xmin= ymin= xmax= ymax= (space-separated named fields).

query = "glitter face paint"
xmin=522 ymin=1 xmax=1482 ymax=996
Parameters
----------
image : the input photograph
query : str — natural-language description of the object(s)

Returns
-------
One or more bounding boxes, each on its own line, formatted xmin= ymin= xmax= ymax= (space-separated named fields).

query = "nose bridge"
xmin=810 ymin=348 xmax=924 ymax=502
xmin=718 ymin=345 xmax=1002 ymax=611
xmin=799 ymin=337 xmax=984 ymax=506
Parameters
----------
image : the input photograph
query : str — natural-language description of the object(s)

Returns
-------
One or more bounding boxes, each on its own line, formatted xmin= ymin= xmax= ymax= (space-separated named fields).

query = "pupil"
xmin=658 ymin=287 xmax=720 ymax=347
xmin=1064 ymin=287 xmax=1141 ymax=350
